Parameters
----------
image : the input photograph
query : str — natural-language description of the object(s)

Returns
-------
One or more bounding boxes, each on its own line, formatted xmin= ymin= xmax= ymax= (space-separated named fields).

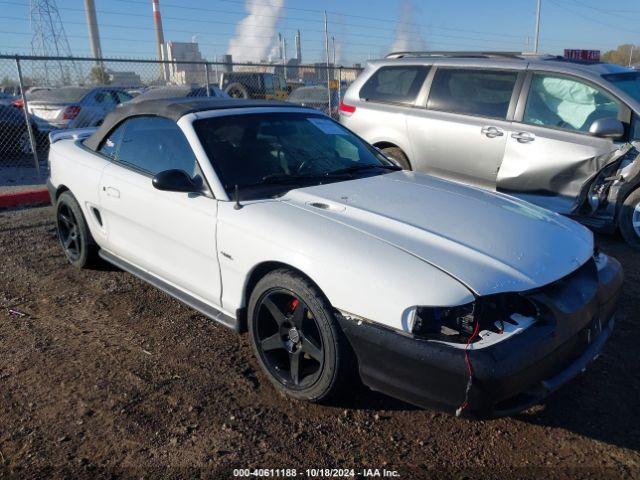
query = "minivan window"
xmin=111 ymin=116 xmax=198 ymax=175
xmin=523 ymin=73 xmax=620 ymax=133
xmin=359 ymin=66 xmax=429 ymax=104
xmin=602 ymin=72 xmax=640 ymax=103
xmin=427 ymin=69 xmax=518 ymax=119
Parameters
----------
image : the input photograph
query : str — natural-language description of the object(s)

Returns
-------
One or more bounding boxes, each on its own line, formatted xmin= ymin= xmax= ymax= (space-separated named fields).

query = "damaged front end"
xmin=572 ymin=142 xmax=640 ymax=232
xmin=338 ymin=252 xmax=623 ymax=418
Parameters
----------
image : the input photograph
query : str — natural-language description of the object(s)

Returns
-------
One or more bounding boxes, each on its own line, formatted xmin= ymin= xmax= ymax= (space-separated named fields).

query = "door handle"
xmin=103 ymin=186 xmax=120 ymax=198
xmin=481 ymin=126 xmax=504 ymax=138
xmin=511 ymin=131 xmax=535 ymax=143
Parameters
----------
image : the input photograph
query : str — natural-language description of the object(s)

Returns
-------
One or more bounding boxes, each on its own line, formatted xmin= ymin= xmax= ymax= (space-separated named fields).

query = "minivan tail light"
xmin=339 ymin=101 xmax=356 ymax=116
xmin=62 ymin=105 xmax=81 ymax=120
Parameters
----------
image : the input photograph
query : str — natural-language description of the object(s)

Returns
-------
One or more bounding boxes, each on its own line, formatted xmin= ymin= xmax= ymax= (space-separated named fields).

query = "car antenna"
xmin=233 ymin=184 xmax=243 ymax=210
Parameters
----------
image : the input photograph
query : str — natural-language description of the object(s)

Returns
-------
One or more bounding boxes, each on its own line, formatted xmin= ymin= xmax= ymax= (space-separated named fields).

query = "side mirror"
xmin=152 ymin=169 xmax=202 ymax=193
xmin=589 ymin=118 xmax=624 ymax=140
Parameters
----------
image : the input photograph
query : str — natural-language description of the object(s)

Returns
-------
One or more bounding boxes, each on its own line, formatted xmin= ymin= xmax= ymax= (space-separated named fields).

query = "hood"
xmin=281 ymin=171 xmax=594 ymax=296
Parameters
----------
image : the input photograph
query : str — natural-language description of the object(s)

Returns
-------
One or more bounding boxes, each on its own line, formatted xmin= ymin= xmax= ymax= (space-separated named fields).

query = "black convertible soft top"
xmin=83 ymin=97 xmax=302 ymax=151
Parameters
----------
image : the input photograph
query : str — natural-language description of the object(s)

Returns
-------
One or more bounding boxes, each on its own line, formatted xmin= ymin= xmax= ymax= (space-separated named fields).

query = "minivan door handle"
xmin=481 ymin=126 xmax=504 ymax=138
xmin=512 ymin=131 xmax=535 ymax=143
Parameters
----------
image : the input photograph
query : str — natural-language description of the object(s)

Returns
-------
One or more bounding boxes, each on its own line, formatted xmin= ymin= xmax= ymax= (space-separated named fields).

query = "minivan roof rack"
xmin=385 ymin=51 xmax=524 ymax=59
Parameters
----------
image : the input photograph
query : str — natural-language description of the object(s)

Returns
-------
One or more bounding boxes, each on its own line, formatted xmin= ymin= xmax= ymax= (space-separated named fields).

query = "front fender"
xmin=217 ymin=200 xmax=474 ymax=332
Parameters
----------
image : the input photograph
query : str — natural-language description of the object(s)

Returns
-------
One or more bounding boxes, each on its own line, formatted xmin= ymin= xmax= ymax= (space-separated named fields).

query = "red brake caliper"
xmin=287 ymin=298 xmax=299 ymax=314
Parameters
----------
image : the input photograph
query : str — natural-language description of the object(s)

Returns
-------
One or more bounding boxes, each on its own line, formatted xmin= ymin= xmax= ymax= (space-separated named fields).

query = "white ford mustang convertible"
xmin=47 ymin=99 xmax=623 ymax=417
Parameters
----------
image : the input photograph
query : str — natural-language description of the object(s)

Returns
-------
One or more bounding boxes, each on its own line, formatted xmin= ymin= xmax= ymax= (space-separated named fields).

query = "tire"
xmin=381 ymin=146 xmax=411 ymax=170
xmin=248 ymin=268 xmax=354 ymax=403
xmin=55 ymin=191 xmax=99 ymax=268
xmin=225 ymin=82 xmax=250 ymax=99
xmin=619 ymin=188 xmax=640 ymax=250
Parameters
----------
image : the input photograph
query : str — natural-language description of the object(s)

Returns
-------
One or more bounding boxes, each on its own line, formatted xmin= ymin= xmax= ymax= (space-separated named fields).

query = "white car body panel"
xmin=48 ymin=107 xmax=594 ymax=336
xmin=97 ymin=162 xmax=222 ymax=305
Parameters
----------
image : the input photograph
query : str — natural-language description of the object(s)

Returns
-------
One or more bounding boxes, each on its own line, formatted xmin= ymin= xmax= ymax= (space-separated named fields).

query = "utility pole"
xmin=533 ymin=0 xmax=541 ymax=54
xmin=629 ymin=45 xmax=635 ymax=67
xmin=332 ymin=36 xmax=336 ymax=66
xmin=324 ymin=10 xmax=331 ymax=112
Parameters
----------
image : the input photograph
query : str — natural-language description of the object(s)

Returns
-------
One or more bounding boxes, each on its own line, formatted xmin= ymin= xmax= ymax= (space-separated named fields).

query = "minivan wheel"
xmin=248 ymin=269 xmax=353 ymax=403
xmin=620 ymin=189 xmax=640 ymax=250
xmin=381 ymin=147 xmax=411 ymax=170
xmin=55 ymin=191 xmax=98 ymax=268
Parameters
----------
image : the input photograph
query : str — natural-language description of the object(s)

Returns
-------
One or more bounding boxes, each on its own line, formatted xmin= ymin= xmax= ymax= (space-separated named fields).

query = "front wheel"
xmin=620 ymin=189 xmax=640 ymax=250
xmin=248 ymin=269 xmax=354 ymax=403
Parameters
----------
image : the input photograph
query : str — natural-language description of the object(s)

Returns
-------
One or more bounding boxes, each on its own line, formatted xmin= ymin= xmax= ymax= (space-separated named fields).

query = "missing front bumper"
xmin=338 ymin=255 xmax=623 ymax=418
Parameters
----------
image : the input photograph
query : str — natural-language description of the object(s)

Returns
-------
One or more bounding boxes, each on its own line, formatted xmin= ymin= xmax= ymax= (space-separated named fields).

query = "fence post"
xmin=15 ymin=56 xmax=40 ymax=177
xmin=204 ymin=62 xmax=211 ymax=97
xmin=338 ymin=67 xmax=342 ymax=105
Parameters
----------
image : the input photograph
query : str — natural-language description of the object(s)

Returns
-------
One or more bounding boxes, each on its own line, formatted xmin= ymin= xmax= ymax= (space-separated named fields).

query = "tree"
xmin=602 ymin=44 xmax=640 ymax=67
xmin=90 ymin=65 xmax=111 ymax=85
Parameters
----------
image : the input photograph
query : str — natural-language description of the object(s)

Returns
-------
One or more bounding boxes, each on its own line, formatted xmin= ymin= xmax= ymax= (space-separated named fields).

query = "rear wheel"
xmin=619 ymin=188 xmax=640 ymax=250
xmin=381 ymin=146 xmax=411 ymax=170
xmin=248 ymin=269 xmax=353 ymax=403
xmin=56 ymin=191 xmax=98 ymax=268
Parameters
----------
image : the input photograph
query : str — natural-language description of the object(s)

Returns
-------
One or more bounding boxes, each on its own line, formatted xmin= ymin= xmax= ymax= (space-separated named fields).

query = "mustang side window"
xmin=523 ymin=74 xmax=621 ymax=133
xmin=427 ymin=68 xmax=518 ymax=119
xmin=114 ymin=116 xmax=198 ymax=176
xmin=97 ymin=122 xmax=126 ymax=159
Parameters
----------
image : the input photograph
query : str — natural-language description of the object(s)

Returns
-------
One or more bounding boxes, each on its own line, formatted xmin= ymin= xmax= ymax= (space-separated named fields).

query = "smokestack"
xmin=152 ymin=0 xmax=168 ymax=79
xmin=83 ymin=0 xmax=102 ymax=61
xmin=295 ymin=29 xmax=301 ymax=63
xmin=278 ymin=33 xmax=283 ymax=59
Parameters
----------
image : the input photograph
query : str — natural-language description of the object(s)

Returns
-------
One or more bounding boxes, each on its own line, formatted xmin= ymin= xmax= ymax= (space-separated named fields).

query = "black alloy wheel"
xmin=248 ymin=268 xmax=354 ymax=403
xmin=57 ymin=202 xmax=82 ymax=263
xmin=55 ymin=191 xmax=98 ymax=268
xmin=254 ymin=289 xmax=325 ymax=389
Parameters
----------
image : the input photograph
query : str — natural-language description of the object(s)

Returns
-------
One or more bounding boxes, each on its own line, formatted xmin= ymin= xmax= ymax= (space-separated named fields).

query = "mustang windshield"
xmin=193 ymin=112 xmax=399 ymax=199
xmin=603 ymin=72 xmax=640 ymax=103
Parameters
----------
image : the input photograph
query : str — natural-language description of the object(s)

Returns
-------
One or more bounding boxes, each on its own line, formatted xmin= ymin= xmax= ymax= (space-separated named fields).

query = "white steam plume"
xmin=228 ymin=0 xmax=285 ymax=62
xmin=390 ymin=0 xmax=426 ymax=53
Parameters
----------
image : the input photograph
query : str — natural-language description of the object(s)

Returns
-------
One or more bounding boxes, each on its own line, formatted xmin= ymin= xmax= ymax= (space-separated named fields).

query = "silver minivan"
xmin=340 ymin=52 xmax=640 ymax=248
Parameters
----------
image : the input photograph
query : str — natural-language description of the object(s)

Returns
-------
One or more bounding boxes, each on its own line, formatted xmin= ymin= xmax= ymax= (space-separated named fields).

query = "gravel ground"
xmin=0 ymin=206 xmax=638 ymax=479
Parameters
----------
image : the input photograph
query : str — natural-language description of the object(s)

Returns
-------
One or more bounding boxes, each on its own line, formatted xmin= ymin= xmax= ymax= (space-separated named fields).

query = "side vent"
xmin=91 ymin=207 xmax=103 ymax=226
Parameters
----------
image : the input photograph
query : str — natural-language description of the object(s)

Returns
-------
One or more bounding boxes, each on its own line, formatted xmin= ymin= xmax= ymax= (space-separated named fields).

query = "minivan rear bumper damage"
xmin=338 ymin=255 xmax=623 ymax=418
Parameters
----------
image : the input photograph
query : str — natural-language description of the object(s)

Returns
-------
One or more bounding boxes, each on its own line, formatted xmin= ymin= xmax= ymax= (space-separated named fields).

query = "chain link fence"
xmin=0 ymin=54 xmax=363 ymax=178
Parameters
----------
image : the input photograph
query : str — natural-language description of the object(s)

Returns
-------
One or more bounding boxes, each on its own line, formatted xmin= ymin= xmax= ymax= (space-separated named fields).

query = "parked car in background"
xmin=0 ymin=104 xmax=41 ymax=158
xmin=220 ymin=72 xmax=288 ymax=100
xmin=25 ymin=86 xmax=132 ymax=131
xmin=129 ymin=84 xmax=229 ymax=103
xmin=340 ymin=52 xmax=640 ymax=248
xmin=0 ymin=92 xmax=16 ymax=106
xmin=47 ymin=98 xmax=622 ymax=418
xmin=287 ymin=86 xmax=342 ymax=117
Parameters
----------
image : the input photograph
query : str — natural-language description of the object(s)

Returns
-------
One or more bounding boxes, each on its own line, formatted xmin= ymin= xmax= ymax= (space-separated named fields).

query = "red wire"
xmin=458 ymin=320 xmax=482 ymax=415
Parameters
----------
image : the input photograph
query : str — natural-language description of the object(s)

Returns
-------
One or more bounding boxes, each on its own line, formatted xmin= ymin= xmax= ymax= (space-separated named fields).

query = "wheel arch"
xmin=237 ymin=260 xmax=328 ymax=333
xmin=52 ymin=184 xmax=70 ymax=203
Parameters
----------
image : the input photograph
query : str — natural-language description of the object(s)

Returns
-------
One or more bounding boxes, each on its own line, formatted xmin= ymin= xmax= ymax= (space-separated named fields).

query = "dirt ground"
xmin=0 ymin=205 xmax=638 ymax=479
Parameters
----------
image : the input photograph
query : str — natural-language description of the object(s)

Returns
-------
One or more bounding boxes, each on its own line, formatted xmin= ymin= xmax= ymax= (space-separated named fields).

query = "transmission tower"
xmin=30 ymin=0 xmax=81 ymax=85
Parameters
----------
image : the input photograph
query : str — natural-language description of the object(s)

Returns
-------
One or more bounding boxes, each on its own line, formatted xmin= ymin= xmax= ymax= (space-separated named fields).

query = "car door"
xmin=406 ymin=67 xmax=522 ymax=188
xmin=97 ymin=116 xmax=222 ymax=306
xmin=498 ymin=72 xmax=626 ymax=214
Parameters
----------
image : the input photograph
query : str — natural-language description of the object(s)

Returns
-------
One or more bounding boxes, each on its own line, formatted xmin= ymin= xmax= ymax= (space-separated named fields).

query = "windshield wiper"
xmin=231 ymin=172 xmax=353 ymax=198
xmin=327 ymin=164 xmax=402 ymax=175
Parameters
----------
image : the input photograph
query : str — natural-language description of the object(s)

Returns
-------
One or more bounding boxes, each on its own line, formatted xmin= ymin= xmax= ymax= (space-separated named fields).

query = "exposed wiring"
xmin=455 ymin=319 xmax=481 ymax=417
